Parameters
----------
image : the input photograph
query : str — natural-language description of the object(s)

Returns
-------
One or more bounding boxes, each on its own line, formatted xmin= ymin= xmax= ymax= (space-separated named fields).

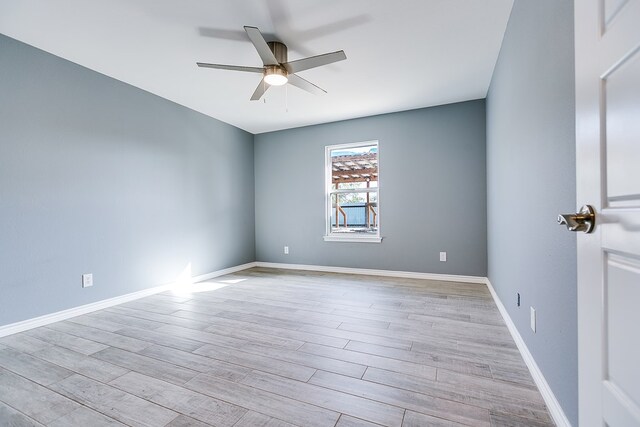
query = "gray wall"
xmin=255 ymin=101 xmax=487 ymax=276
xmin=486 ymin=0 xmax=577 ymax=423
xmin=0 ymin=35 xmax=255 ymax=327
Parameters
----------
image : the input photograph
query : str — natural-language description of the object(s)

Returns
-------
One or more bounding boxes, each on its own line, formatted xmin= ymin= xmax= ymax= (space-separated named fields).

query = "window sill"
xmin=323 ymin=235 xmax=382 ymax=243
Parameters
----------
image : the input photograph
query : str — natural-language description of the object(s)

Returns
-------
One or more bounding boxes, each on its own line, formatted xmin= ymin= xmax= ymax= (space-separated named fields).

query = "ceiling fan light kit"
xmin=264 ymin=65 xmax=288 ymax=86
xmin=197 ymin=26 xmax=346 ymax=101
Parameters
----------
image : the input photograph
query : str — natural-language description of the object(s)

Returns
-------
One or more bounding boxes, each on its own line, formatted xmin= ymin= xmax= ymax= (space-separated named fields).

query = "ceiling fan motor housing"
xmin=267 ymin=41 xmax=288 ymax=63
xmin=264 ymin=42 xmax=288 ymax=85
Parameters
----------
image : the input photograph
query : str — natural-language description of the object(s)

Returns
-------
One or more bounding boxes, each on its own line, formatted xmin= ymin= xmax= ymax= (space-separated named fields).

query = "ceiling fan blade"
xmin=287 ymin=74 xmax=327 ymax=96
xmin=283 ymin=50 xmax=346 ymax=74
xmin=244 ymin=26 xmax=279 ymax=66
xmin=250 ymin=79 xmax=271 ymax=101
xmin=197 ymin=63 xmax=264 ymax=73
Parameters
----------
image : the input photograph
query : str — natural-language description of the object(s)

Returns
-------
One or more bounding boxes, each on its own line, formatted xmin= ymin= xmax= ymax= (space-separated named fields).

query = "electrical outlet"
xmin=439 ymin=252 xmax=447 ymax=262
xmin=517 ymin=293 xmax=521 ymax=307
xmin=284 ymin=246 xmax=289 ymax=255
xmin=530 ymin=307 xmax=536 ymax=332
xmin=82 ymin=273 xmax=93 ymax=288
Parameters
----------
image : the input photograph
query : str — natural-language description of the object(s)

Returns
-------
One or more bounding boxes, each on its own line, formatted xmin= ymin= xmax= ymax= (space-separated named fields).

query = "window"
xmin=324 ymin=141 xmax=381 ymax=242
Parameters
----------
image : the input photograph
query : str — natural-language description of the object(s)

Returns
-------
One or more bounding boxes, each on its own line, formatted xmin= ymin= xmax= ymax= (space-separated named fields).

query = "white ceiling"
xmin=0 ymin=0 xmax=513 ymax=134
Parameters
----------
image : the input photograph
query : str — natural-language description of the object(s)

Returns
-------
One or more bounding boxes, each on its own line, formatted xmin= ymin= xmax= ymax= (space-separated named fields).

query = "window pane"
xmin=330 ymin=192 xmax=379 ymax=234
xmin=331 ymin=144 xmax=378 ymax=189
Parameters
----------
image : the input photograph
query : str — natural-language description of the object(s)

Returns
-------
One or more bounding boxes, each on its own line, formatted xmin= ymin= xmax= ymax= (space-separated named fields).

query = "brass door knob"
xmin=557 ymin=205 xmax=596 ymax=233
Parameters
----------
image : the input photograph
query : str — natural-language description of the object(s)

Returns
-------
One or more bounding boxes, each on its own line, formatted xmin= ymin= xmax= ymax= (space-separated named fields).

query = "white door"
xmin=575 ymin=0 xmax=640 ymax=425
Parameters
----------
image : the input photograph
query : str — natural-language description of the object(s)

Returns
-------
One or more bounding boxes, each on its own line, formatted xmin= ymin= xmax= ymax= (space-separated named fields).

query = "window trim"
xmin=323 ymin=140 xmax=381 ymax=243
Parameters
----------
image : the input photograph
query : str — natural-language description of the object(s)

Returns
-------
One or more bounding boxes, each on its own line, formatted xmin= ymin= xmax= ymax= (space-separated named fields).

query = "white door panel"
xmin=604 ymin=49 xmax=640 ymax=203
xmin=575 ymin=0 xmax=640 ymax=425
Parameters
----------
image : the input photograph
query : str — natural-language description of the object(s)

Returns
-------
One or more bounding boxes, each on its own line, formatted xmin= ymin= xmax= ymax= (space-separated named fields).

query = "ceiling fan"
xmin=197 ymin=26 xmax=347 ymax=101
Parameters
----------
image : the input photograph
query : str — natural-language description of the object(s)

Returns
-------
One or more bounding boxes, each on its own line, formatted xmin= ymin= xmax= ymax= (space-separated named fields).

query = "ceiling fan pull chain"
xmin=286 ymin=84 xmax=289 ymax=113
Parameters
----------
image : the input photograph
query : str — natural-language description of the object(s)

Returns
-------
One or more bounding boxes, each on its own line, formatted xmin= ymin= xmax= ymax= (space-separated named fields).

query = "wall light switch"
xmin=439 ymin=252 xmax=447 ymax=262
xmin=82 ymin=273 xmax=93 ymax=288
xmin=284 ymin=246 xmax=289 ymax=255
xmin=530 ymin=307 xmax=536 ymax=332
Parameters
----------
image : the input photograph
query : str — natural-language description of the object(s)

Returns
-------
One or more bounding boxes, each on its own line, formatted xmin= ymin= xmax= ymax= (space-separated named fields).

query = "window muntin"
xmin=325 ymin=141 xmax=380 ymax=241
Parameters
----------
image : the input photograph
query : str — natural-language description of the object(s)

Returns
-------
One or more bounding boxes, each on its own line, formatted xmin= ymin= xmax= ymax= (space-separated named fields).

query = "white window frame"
xmin=323 ymin=140 xmax=382 ymax=243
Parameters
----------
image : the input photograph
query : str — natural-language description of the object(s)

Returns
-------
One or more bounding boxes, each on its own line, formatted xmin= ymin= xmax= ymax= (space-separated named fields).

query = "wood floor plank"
xmin=422 ymin=321 xmax=513 ymax=343
xmin=48 ymin=406 xmax=127 ymax=426
xmin=402 ymin=410 xmax=465 ymax=427
xmin=298 ymin=342 xmax=437 ymax=380
xmin=436 ymin=368 xmax=546 ymax=405
xmin=345 ymin=340 xmax=492 ymax=378
xmin=335 ymin=322 xmax=460 ymax=351
xmin=308 ymin=370 xmax=491 ymax=427
xmin=201 ymin=301 xmax=389 ymax=328
xmin=194 ymin=343 xmax=317 ymax=382
xmin=0 ymin=333 xmax=53 ymax=354
xmin=0 ymin=401 xmax=44 ymax=427
xmin=0 ymin=346 xmax=74 ymax=386
xmin=25 ymin=326 xmax=109 ymax=355
xmin=164 ymin=415 xmax=212 ymax=427
xmin=212 ymin=310 xmax=308 ymax=330
xmin=204 ymin=291 xmax=336 ymax=314
xmin=146 ymin=292 xmax=194 ymax=304
xmin=107 ymin=306 xmax=214 ymax=331
xmin=241 ymin=370 xmax=405 ymax=427
xmin=181 ymin=300 xmax=346 ymax=329
xmin=192 ymin=312 xmax=349 ymax=348
xmin=84 ymin=310 xmax=166 ymax=331
xmin=488 ymin=411 xmax=555 ymax=427
xmin=363 ymin=367 xmax=552 ymax=424
xmin=227 ymin=340 xmax=367 ymax=378
xmin=31 ymin=345 xmax=129 ymax=383
xmin=290 ymin=309 xmax=391 ymax=330
xmin=45 ymin=322 xmax=151 ymax=353
xmin=109 ymin=371 xmax=247 ymax=426
xmin=139 ymin=344 xmax=251 ymax=380
xmin=201 ymin=322 xmax=307 ymax=350
xmin=297 ymin=324 xmax=413 ymax=350
xmin=0 ymin=367 xmax=80 ymax=424
xmin=336 ymin=414 xmax=387 ymax=427
xmin=66 ymin=313 xmax=130 ymax=332
xmin=332 ymin=309 xmax=424 ymax=329
xmin=50 ymin=374 xmax=178 ymax=427
xmin=490 ymin=364 xmax=537 ymax=388
xmin=112 ymin=326 xmax=204 ymax=352
xmin=119 ymin=299 xmax=184 ymax=315
xmin=346 ymin=321 xmax=515 ymax=350
xmin=232 ymin=411 xmax=298 ymax=427
xmin=92 ymin=346 xmax=199 ymax=385
xmin=331 ymin=306 xmax=412 ymax=321
xmin=157 ymin=323 xmax=303 ymax=351
xmin=169 ymin=290 xmax=226 ymax=303
xmin=411 ymin=339 xmax=523 ymax=366
xmin=185 ymin=372 xmax=340 ymax=427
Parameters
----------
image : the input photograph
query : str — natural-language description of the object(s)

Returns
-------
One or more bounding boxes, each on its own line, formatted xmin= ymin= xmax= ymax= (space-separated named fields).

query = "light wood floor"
xmin=0 ymin=267 xmax=553 ymax=427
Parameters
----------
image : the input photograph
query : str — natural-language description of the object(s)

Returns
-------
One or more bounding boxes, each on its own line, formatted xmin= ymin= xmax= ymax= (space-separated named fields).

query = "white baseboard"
xmin=485 ymin=278 xmax=571 ymax=427
xmin=0 ymin=262 xmax=257 ymax=338
xmin=0 ymin=283 xmax=171 ymax=338
xmin=192 ymin=262 xmax=257 ymax=283
xmin=254 ymin=261 xmax=486 ymax=284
